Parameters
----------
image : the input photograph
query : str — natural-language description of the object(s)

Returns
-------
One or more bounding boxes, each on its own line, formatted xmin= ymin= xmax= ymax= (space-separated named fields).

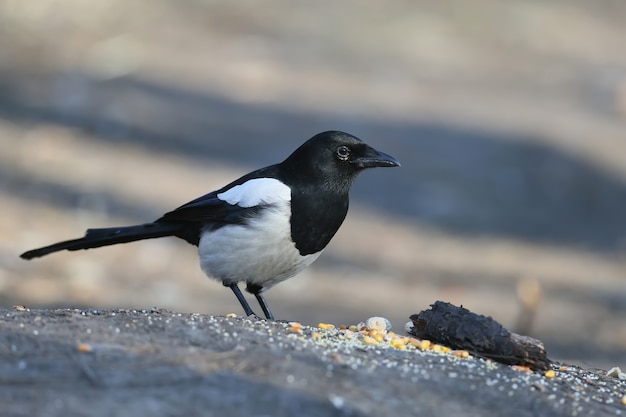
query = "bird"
xmin=20 ymin=131 xmax=400 ymax=320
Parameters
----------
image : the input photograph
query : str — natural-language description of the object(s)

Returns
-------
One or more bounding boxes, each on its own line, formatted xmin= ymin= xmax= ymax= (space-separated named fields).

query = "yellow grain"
xmin=390 ymin=337 xmax=408 ymax=349
xmin=362 ymin=336 xmax=379 ymax=345
xmin=430 ymin=344 xmax=450 ymax=353
xmin=417 ymin=340 xmax=431 ymax=351
xmin=288 ymin=326 xmax=303 ymax=335
xmin=77 ymin=343 xmax=92 ymax=353
xmin=452 ymin=350 xmax=469 ymax=358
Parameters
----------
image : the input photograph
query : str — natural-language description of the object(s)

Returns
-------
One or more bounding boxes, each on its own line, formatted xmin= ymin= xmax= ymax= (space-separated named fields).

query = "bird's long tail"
xmin=20 ymin=222 xmax=183 ymax=260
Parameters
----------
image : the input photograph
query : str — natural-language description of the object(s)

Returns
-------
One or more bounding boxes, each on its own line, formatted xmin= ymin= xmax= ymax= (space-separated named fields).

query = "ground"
xmin=1 ymin=307 xmax=625 ymax=417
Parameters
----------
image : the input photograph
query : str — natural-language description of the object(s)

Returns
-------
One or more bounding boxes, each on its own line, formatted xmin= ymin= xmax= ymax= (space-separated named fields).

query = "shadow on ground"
xmin=2 ymin=71 xmax=626 ymax=251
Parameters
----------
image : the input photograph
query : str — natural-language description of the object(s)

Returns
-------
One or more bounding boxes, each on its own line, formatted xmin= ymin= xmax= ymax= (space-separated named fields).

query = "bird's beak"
xmin=352 ymin=146 xmax=401 ymax=169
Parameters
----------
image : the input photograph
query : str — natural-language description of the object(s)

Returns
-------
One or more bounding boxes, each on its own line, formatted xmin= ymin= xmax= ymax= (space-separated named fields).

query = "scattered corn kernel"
xmin=318 ymin=323 xmax=335 ymax=330
xmin=390 ymin=337 xmax=408 ymax=349
xmin=288 ymin=321 xmax=302 ymax=329
xmin=226 ymin=313 xmax=238 ymax=318
xmin=513 ymin=365 xmax=532 ymax=373
xmin=431 ymin=344 xmax=450 ymax=353
xmin=339 ymin=325 xmax=347 ymax=330
xmin=452 ymin=350 xmax=470 ymax=358
xmin=288 ymin=326 xmax=303 ymax=335
xmin=621 ymin=395 xmax=626 ymax=406
xmin=311 ymin=332 xmax=322 ymax=339
xmin=544 ymin=370 xmax=556 ymax=378
xmin=362 ymin=336 xmax=379 ymax=345
xmin=367 ymin=329 xmax=380 ymax=337
xmin=417 ymin=340 xmax=431 ymax=351
xmin=407 ymin=338 xmax=420 ymax=347
xmin=77 ymin=343 xmax=92 ymax=353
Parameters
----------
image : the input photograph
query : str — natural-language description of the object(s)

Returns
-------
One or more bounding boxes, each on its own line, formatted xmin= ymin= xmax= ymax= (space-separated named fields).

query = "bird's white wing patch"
xmin=217 ymin=178 xmax=291 ymax=208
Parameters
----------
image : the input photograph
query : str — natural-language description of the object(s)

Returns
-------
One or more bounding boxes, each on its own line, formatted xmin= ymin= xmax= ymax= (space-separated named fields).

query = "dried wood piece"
xmin=408 ymin=301 xmax=551 ymax=371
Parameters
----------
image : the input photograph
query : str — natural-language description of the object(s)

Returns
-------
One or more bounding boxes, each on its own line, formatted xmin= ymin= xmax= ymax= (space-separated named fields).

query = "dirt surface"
xmin=1 ymin=0 xmax=625 ymax=376
xmin=1 ymin=307 xmax=625 ymax=417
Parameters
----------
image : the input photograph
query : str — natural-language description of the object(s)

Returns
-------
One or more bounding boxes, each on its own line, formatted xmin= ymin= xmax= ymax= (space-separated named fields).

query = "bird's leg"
xmin=246 ymin=284 xmax=274 ymax=320
xmin=254 ymin=292 xmax=275 ymax=321
xmin=227 ymin=283 xmax=257 ymax=318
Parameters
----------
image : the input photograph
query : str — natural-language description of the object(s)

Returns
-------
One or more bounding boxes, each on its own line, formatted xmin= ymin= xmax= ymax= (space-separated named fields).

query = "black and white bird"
xmin=20 ymin=131 xmax=400 ymax=320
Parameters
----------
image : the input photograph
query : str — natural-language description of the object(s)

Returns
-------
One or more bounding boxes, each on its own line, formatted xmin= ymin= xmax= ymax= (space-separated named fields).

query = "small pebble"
xmin=607 ymin=367 xmax=625 ymax=380
xmin=341 ymin=329 xmax=355 ymax=338
xmin=365 ymin=317 xmax=391 ymax=332
xmin=329 ymin=394 xmax=344 ymax=409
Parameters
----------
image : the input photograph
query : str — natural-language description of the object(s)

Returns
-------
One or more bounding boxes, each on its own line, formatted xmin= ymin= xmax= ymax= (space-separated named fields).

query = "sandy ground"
xmin=1 ymin=0 xmax=625 ymax=371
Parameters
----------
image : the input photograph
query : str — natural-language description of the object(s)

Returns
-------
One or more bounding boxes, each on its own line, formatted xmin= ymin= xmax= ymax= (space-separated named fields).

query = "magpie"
xmin=20 ymin=131 xmax=400 ymax=320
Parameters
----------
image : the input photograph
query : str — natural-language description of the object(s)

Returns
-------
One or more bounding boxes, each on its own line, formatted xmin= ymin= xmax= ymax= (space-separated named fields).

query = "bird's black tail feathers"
xmin=20 ymin=222 xmax=184 ymax=260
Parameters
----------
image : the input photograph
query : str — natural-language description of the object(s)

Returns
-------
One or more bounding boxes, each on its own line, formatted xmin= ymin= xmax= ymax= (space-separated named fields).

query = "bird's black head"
xmin=281 ymin=131 xmax=400 ymax=192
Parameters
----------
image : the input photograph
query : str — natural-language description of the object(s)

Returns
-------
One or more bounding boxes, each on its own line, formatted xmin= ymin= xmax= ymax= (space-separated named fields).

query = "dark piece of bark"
xmin=408 ymin=301 xmax=551 ymax=371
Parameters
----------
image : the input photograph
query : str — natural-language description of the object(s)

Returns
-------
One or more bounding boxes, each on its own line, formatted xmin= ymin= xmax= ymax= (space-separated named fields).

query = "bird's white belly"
xmin=198 ymin=204 xmax=321 ymax=289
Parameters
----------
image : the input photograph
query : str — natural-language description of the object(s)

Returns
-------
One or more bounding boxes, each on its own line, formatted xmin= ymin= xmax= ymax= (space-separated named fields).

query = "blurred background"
xmin=1 ymin=0 xmax=625 ymax=369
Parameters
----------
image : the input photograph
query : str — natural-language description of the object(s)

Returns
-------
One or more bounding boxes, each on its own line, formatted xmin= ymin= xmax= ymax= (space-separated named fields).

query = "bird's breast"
xmin=198 ymin=202 xmax=321 ymax=289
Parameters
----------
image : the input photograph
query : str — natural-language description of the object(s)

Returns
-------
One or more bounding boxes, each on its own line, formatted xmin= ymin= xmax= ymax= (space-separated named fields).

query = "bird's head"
xmin=281 ymin=131 xmax=400 ymax=192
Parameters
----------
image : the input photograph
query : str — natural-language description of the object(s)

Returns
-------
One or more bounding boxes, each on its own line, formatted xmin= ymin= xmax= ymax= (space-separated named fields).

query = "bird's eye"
xmin=336 ymin=145 xmax=350 ymax=161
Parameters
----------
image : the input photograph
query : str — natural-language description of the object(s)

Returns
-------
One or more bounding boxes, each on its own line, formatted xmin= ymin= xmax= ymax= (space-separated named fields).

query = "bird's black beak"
xmin=352 ymin=146 xmax=401 ymax=169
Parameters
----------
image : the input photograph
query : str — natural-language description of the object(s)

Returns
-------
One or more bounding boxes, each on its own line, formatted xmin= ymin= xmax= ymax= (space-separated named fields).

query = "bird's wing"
xmin=157 ymin=175 xmax=291 ymax=225
xmin=157 ymin=191 xmax=263 ymax=225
